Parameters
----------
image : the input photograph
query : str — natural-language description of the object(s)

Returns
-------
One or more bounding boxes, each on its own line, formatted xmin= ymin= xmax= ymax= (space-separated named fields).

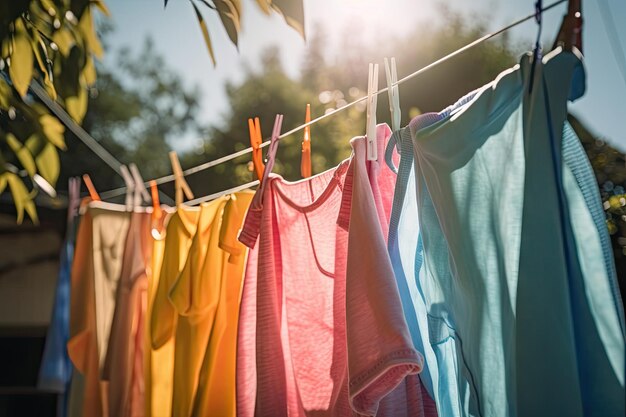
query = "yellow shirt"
xmin=145 ymin=209 xmax=172 ymax=417
xmin=149 ymin=206 xmax=199 ymax=417
xmin=192 ymin=191 xmax=254 ymax=417
xmin=164 ymin=197 xmax=229 ymax=417
xmin=150 ymin=192 xmax=252 ymax=417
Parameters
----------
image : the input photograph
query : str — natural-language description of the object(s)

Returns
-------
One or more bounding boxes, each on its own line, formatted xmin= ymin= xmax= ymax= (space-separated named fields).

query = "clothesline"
xmin=38 ymin=0 xmax=568 ymax=202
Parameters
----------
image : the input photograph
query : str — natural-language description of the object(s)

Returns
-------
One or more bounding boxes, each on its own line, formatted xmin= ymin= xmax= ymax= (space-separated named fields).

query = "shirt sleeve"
xmin=238 ymin=204 xmax=263 ymax=249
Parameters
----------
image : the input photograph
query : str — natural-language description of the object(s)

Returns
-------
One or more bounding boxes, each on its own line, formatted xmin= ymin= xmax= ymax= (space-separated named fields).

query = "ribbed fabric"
xmin=405 ymin=48 xmax=624 ymax=417
xmin=561 ymin=121 xmax=625 ymax=334
xmin=385 ymin=114 xmax=440 ymax=403
xmin=237 ymin=125 xmax=433 ymax=417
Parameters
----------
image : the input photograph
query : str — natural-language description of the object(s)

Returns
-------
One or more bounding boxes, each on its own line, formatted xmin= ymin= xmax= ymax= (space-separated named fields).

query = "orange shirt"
xmin=67 ymin=204 xmax=130 ymax=417
xmin=191 ymin=191 xmax=253 ymax=417
xmin=103 ymin=211 xmax=152 ymax=417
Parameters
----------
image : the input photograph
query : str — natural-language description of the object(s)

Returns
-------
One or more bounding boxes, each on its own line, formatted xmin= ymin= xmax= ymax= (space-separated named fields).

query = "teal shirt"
xmin=406 ymin=48 xmax=624 ymax=417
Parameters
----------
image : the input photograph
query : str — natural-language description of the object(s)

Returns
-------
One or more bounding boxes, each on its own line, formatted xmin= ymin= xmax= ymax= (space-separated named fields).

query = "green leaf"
xmin=5 ymin=172 xmax=38 ymax=224
xmin=191 ymin=2 xmax=216 ymax=66
xmin=51 ymin=28 xmax=75 ymax=56
xmin=66 ymin=84 xmax=87 ymax=122
xmin=0 ymin=174 xmax=7 ymax=195
xmin=214 ymin=0 xmax=240 ymax=47
xmin=255 ymin=0 xmax=271 ymax=15
xmin=271 ymin=0 xmax=305 ymax=39
xmin=78 ymin=7 xmax=103 ymax=58
xmin=31 ymin=34 xmax=57 ymax=100
xmin=7 ymin=133 xmax=37 ymax=177
xmin=9 ymin=19 xmax=34 ymax=97
xmin=91 ymin=0 xmax=111 ymax=17
xmin=39 ymin=114 xmax=66 ymax=149
xmin=229 ymin=0 xmax=241 ymax=17
xmin=0 ymin=77 xmax=11 ymax=108
xmin=83 ymin=55 xmax=96 ymax=85
xmin=197 ymin=0 xmax=216 ymax=10
xmin=27 ymin=136 xmax=60 ymax=186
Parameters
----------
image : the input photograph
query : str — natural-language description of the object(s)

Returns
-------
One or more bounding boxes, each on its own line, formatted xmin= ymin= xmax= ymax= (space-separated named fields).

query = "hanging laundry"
xmin=404 ymin=47 xmax=624 ymax=417
xmin=150 ymin=206 xmax=199 ymax=416
xmin=191 ymin=191 xmax=253 ymax=416
xmin=235 ymin=232 xmax=260 ymax=417
xmin=67 ymin=203 xmax=131 ymax=417
xmin=145 ymin=208 xmax=174 ymax=417
xmin=102 ymin=211 xmax=152 ymax=417
xmin=38 ymin=179 xmax=81 ymax=416
xmin=342 ymin=124 xmax=437 ymax=417
xmin=151 ymin=192 xmax=252 ymax=417
xmin=238 ymin=124 xmax=431 ymax=417
xmin=383 ymin=90 xmax=481 ymax=401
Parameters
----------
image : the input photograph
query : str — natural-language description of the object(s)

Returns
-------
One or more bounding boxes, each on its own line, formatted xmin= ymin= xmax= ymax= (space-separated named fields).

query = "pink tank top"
xmin=237 ymin=121 xmax=434 ymax=417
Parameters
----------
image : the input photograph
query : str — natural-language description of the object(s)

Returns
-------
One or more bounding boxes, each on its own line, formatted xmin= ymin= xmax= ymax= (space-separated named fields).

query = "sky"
xmin=103 ymin=0 xmax=626 ymax=152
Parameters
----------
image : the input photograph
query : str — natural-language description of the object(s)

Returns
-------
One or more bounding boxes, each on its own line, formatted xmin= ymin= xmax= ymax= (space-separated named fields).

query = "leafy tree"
xmin=0 ymin=0 xmax=306 ymax=223
xmin=57 ymin=37 xmax=203 ymax=197
xmin=0 ymin=0 xmax=108 ymax=222
xmin=170 ymin=0 xmax=305 ymax=65
xmin=181 ymin=10 xmax=518 ymax=195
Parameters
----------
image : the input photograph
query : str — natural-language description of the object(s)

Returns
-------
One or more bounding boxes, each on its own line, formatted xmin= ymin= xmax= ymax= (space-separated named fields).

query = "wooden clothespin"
xmin=553 ymin=0 xmax=582 ymax=52
xmin=169 ymin=151 xmax=194 ymax=206
xmin=256 ymin=114 xmax=284 ymax=201
xmin=67 ymin=177 xmax=81 ymax=223
xmin=120 ymin=164 xmax=135 ymax=210
xmin=366 ymin=63 xmax=379 ymax=161
xmin=301 ymin=104 xmax=312 ymax=178
xmin=150 ymin=180 xmax=163 ymax=221
xmin=129 ymin=163 xmax=151 ymax=207
xmin=248 ymin=117 xmax=264 ymax=180
xmin=149 ymin=179 xmax=167 ymax=239
xmin=82 ymin=174 xmax=100 ymax=201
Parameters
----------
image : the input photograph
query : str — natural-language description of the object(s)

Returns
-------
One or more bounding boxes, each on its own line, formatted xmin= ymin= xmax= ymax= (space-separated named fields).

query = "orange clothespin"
xmin=150 ymin=180 xmax=167 ymax=239
xmin=168 ymin=151 xmax=194 ymax=206
xmin=150 ymin=180 xmax=163 ymax=221
xmin=82 ymin=174 xmax=100 ymax=201
xmin=248 ymin=117 xmax=264 ymax=180
xmin=301 ymin=104 xmax=312 ymax=178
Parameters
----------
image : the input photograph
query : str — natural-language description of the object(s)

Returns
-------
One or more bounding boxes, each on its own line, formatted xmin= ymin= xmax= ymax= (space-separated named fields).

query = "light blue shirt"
xmin=388 ymin=48 xmax=625 ymax=417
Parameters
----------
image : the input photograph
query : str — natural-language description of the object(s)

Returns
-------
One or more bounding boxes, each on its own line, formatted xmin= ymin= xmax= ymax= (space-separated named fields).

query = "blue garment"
xmin=38 ymin=219 xmax=76 ymax=416
xmin=388 ymin=48 xmax=624 ymax=417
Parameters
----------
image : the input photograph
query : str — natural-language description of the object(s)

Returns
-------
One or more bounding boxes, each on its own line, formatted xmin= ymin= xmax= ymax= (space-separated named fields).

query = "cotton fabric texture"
xmin=407 ymin=48 xmax=624 ymax=417
xmin=67 ymin=204 xmax=130 ymax=417
xmin=238 ymin=125 xmax=432 ymax=417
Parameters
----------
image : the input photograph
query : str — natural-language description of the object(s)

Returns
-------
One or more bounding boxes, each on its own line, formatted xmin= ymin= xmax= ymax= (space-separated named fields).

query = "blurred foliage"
xmin=57 ymin=37 xmax=202 ymax=195
xmin=181 ymin=10 xmax=518 ymax=194
xmin=169 ymin=0 xmax=305 ymax=65
xmin=0 ymin=0 xmax=108 ymax=223
xmin=569 ymin=114 xmax=626 ymax=291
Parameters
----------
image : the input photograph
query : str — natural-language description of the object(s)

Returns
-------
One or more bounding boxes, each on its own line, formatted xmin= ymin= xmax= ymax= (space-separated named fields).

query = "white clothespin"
xmin=119 ymin=164 xmax=135 ymax=210
xmin=366 ymin=62 xmax=379 ymax=161
xmin=129 ymin=163 xmax=151 ymax=207
xmin=384 ymin=57 xmax=401 ymax=132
